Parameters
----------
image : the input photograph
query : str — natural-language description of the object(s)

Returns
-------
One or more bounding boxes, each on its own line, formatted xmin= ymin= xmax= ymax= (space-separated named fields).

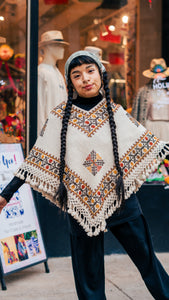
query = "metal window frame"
xmin=26 ymin=0 xmax=38 ymax=154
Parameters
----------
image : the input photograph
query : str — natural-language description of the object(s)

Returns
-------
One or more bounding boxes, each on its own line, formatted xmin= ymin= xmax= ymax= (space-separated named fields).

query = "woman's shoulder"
xmin=110 ymin=100 xmax=122 ymax=112
xmin=49 ymin=101 xmax=67 ymax=118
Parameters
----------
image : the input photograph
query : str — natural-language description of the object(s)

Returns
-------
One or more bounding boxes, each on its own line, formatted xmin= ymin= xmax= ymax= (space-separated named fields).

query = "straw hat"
xmin=84 ymin=46 xmax=109 ymax=65
xmin=143 ymin=58 xmax=169 ymax=79
xmin=39 ymin=30 xmax=69 ymax=47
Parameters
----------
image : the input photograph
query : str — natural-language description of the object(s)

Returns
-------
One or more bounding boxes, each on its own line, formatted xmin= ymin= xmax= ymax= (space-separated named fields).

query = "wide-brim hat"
xmin=39 ymin=30 xmax=69 ymax=47
xmin=84 ymin=46 xmax=109 ymax=65
xmin=143 ymin=58 xmax=169 ymax=79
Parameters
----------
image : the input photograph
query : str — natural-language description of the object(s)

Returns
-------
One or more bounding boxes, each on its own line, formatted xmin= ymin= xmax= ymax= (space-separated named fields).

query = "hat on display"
xmin=142 ymin=58 xmax=169 ymax=79
xmin=84 ymin=46 xmax=109 ymax=65
xmin=39 ymin=30 xmax=69 ymax=47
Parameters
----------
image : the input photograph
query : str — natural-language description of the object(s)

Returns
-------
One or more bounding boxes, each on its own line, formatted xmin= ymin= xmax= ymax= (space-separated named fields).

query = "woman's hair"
xmin=56 ymin=55 xmax=124 ymax=210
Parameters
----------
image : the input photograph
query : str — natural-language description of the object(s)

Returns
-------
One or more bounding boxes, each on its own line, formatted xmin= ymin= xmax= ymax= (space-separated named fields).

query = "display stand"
xmin=0 ymin=143 xmax=49 ymax=290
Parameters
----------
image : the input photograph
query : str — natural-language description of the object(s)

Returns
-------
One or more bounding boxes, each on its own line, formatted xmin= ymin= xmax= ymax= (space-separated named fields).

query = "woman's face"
xmin=70 ymin=63 xmax=102 ymax=98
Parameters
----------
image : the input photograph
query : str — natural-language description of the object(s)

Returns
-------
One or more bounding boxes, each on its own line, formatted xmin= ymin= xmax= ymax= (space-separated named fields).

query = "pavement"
xmin=0 ymin=253 xmax=169 ymax=300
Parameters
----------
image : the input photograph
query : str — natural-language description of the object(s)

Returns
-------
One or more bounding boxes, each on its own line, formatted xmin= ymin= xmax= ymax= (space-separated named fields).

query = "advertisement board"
xmin=0 ymin=144 xmax=47 ymax=277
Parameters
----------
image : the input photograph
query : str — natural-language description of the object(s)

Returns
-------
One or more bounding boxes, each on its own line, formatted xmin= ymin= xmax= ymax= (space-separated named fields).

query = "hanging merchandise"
xmin=0 ymin=45 xmax=25 ymax=97
xmin=109 ymin=53 xmax=124 ymax=65
xmin=100 ymin=27 xmax=121 ymax=43
xmin=14 ymin=54 xmax=26 ymax=70
xmin=0 ymin=45 xmax=14 ymax=61
xmin=148 ymin=0 xmax=152 ymax=8
xmin=146 ymin=159 xmax=169 ymax=184
xmin=0 ymin=44 xmax=26 ymax=143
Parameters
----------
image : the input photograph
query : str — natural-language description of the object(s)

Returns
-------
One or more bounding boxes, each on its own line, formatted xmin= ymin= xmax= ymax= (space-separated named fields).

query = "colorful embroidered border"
xmin=52 ymin=100 xmax=119 ymax=137
xmin=25 ymin=147 xmax=60 ymax=178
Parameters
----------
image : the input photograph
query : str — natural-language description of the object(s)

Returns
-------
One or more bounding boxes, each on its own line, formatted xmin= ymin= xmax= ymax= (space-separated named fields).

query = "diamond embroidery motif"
xmin=83 ymin=150 xmax=104 ymax=176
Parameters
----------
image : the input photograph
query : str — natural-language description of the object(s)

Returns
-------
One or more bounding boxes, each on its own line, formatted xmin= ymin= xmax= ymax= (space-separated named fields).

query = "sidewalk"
xmin=1 ymin=253 xmax=169 ymax=300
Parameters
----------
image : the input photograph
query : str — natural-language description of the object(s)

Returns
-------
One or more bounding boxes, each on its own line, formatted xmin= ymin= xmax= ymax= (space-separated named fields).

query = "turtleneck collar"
xmin=72 ymin=93 xmax=103 ymax=111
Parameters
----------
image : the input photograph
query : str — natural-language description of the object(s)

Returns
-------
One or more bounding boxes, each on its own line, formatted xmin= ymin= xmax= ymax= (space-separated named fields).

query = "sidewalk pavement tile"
xmin=0 ymin=253 xmax=168 ymax=299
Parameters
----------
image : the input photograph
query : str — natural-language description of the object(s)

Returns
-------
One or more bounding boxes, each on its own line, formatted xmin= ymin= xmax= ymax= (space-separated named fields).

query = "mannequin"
xmin=132 ymin=58 xmax=169 ymax=141
xmin=38 ymin=30 xmax=69 ymax=134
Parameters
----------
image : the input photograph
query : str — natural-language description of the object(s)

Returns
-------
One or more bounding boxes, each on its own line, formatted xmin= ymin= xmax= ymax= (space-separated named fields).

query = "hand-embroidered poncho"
xmin=15 ymin=99 xmax=169 ymax=236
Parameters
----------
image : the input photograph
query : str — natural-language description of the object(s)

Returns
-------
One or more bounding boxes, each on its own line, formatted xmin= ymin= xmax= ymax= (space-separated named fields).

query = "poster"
xmin=0 ymin=144 xmax=47 ymax=274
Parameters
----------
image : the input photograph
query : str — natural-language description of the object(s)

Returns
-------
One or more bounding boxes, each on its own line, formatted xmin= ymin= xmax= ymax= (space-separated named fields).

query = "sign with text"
xmin=0 ymin=144 xmax=47 ymax=274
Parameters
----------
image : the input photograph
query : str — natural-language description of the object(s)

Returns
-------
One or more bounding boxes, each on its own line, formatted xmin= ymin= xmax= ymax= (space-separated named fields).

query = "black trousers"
xmin=70 ymin=215 xmax=169 ymax=300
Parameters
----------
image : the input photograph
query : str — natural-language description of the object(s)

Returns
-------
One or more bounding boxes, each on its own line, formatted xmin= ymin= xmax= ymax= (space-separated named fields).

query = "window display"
xmin=0 ymin=1 xmax=26 ymax=149
xmin=38 ymin=0 xmax=137 ymax=110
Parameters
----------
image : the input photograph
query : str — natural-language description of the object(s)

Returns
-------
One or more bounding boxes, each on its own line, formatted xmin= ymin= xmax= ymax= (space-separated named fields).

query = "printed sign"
xmin=0 ymin=144 xmax=47 ymax=274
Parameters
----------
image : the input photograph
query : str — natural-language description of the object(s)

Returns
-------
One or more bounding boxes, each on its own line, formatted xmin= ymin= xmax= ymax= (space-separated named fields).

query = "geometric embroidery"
xmin=26 ymin=148 xmax=60 ymax=176
xmin=52 ymin=100 xmax=119 ymax=137
xmin=83 ymin=150 xmax=104 ymax=176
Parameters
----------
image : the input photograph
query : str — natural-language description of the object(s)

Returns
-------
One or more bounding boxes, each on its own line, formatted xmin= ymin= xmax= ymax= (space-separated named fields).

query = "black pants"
xmin=70 ymin=215 xmax=169 ymax=300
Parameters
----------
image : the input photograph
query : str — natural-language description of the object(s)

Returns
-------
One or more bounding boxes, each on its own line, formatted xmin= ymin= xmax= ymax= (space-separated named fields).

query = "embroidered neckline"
xmin=52 ymin=99 xmax=119 ymax=137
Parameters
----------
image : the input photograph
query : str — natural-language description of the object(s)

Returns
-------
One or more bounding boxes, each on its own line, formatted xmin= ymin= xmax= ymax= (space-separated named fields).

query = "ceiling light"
xmin=93 ymin=18 xmax=100 ymax=25
xmin=91 ymin=36 xmax=98 ymax=42
xmin=89 ymin=30 xmax=98 ymax=42
xmin=122 ymin=15 xmax=128 ymax=24
xmin=108 ymin=25 xmax=115 ymax=32
xmin=100 ymin=23 xmax=108 ymax=37
xmin=0 ymin=16 xmax=4 ymax=21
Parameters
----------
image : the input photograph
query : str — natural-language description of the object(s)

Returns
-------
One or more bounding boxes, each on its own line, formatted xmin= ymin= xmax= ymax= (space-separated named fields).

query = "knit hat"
xmin=143 ymin=58 xmax=169 ymax=79
xmin=65 ymin=50 xmax=106 ymax=83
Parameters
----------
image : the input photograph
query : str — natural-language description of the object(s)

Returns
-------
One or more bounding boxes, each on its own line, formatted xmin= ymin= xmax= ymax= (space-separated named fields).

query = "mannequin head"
xmin=39 ymin=30 xmax=69 ymax=66
xmin=41 ymin=43 xmax=65 ymax=65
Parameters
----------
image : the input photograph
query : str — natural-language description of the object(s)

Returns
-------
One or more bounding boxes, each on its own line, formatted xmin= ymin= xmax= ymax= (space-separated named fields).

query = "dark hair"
xmin=56 ymin=55 xmax=125 ymax=210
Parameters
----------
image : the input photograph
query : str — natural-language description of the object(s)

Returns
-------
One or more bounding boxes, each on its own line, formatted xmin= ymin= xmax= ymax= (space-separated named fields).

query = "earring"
xmin=73 ymin=90 xmax=78 ymax=99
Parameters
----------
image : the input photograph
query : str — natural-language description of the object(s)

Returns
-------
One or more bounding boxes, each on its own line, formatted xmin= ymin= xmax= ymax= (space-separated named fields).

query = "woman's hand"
xmin=0 ymin=196 xmax=7 ymax=213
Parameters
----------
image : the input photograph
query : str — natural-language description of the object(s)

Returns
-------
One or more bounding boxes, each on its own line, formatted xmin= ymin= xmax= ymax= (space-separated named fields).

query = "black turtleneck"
xmin=72 ymin=93 xmax=103 ymax=111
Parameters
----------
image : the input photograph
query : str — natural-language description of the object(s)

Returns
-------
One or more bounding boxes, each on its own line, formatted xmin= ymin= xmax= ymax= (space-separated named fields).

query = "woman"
xmin=0 ymin=50 xmax=169 ymax=299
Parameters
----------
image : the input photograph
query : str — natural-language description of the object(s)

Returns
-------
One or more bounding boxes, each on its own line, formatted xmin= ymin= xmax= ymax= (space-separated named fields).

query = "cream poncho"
xmin=15 ymin=99 xmax=169 ymax=236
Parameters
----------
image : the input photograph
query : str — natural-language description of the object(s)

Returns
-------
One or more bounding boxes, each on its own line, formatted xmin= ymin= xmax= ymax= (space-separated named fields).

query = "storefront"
xmin=0 ymin=0 xmax=169 ymax=256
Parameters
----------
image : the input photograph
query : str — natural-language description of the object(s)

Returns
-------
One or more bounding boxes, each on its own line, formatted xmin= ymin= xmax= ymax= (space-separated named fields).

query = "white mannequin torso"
xmin=38 ymin=44 xmax=67 ymax=135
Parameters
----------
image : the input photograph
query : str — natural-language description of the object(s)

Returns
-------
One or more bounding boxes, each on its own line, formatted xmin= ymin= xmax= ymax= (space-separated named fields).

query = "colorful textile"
xmin=15 ymin=99 xmax=169 ymax=236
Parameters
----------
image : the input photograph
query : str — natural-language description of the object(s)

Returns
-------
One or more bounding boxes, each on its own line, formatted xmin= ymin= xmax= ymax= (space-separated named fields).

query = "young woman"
xmin=0 ymin=50 xmax=169 ymax=300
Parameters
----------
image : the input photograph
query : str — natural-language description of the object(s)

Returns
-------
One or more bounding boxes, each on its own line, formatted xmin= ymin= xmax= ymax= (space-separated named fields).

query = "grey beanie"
xmin=64 ymin=50 xmax=106 ymax=84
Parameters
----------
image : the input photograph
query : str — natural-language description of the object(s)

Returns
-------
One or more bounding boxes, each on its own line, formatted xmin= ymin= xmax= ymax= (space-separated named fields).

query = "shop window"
xmin=38 ymin=0 xmax=169 ymax=185
xmin=38 ymin=0 xmax=137 ymax=112
xmin=0 ymin=1 xmax=26 ymax=151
